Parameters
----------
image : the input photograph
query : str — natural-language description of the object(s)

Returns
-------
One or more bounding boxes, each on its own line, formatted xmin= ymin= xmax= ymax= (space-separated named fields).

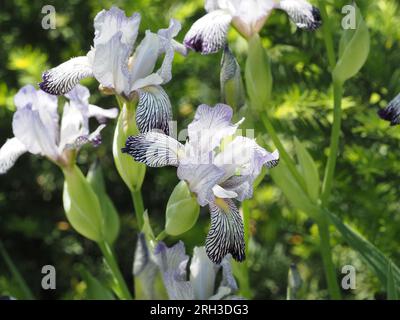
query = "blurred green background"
xmin=1 ymin=0 xmax=400 ymax=299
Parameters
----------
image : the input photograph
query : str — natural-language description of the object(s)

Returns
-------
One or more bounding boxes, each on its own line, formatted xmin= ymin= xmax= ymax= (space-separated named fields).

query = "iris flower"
xmin=134 ymin=233 xmax=241 ymax=300
xmin=378 ymin=93 xmax=400 ymax=126
xmin=123 ymin=104 xmax=279 ymax=264
xmin=0 ymin=84 xmax=117 ymax=174
xmin=40 ymin=6 xmax=186 ymax=134
xmin=184 ymin=0 xmax=322 ymax=54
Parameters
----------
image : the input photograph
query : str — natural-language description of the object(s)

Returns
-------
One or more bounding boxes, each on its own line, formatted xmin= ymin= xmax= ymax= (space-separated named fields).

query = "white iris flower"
xmin=123 ymin=104 xmax=279 ymax=264
xmin=40 ymin=6 xmax=186 ymax=134
xmin=184 ymin=0 xmax=322 ymax=54
xmin=0 ymin=84 xmax=117 ymax=173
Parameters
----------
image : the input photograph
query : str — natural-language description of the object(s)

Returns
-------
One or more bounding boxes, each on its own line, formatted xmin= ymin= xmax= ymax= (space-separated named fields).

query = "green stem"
xmin=317 ymin=216 xmax=341 ymax=299
xmin=155 ymin=230 xmax=167 ymax=241
xmin=98 ymin=241 xmax=132 ymax=300
xmin=321 ymin=82 xmax=343 ymax=205
xmin=131 ymin=190 xmax=145 ymax=230
xmin=261 ymin=114 xmax=307 ymax=192
xmin=318 ymin=0 xmax=336 ymax=70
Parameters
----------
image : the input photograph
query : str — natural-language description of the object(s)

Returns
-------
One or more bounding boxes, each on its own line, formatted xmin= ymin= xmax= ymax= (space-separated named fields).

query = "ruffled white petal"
xmin=122 ymin=132 xmax=184 ymax=167
xmin=40 ymin=56 xmax=94 ymax=95
xmin=135 ymin=86 xmax=172 ymax=135
xmin=187 ymin=104 xmax=241 ymax=156
xmin=278 ymin=0 xmax=322 ymax=31
xmin=93 ymin=7 xmax=141 ymax=47
xmin=0 ymin=138 xmax=27 ymax=174
xmin=184 ymin=10 xmax=232 ymax=54
xmin=12 ymin=105 xmax=59 ymax=159
xmin=92 ymin=33 xmax=131 ymax=95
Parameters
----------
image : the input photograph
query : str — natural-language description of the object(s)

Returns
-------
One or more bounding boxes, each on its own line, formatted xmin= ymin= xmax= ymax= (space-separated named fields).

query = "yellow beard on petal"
xmin=214 ymin=197 xmax=230 ymax=213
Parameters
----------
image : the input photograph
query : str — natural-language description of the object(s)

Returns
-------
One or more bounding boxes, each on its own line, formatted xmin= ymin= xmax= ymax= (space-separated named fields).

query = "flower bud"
xmin=62 ymin=165 xmax=104 ymax=242
xmin=220 ymin=46 xmax=245 ymax=110
xmin=245 ymin=34 xmax=273 ymax=110
xmin=333 ymin=5 xmax=370 ymax=84
xmin=165 ymin=181 xmax=200 ymax=236
xmin=87 ymin=162 xmax=120 ymax=244
xmin=113 ymin=103 xmax=146 ymax=192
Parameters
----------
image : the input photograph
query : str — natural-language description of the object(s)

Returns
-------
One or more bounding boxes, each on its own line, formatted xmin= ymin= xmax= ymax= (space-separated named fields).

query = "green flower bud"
xmin=62 ymin=165 xmax=104 ymax=242
xmin=221 ymin=46 xmax=245 ymax=110
xmin=165 ymin=181 xmax=200 ymax=236
xmin=113 ymin=103 xmax=146 ymax=192
xmin=333 ymin=5 xmax=370 ymax=84
xmin=87 ymin=162 xmax=120 ymax=244
xmin=245 ymin=34 xmax=273 ymax=110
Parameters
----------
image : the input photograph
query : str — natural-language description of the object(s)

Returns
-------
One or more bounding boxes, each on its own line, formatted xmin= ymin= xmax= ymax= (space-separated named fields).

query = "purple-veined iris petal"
xmin=278 ymin=0 xmax=322 ymax=31
xmin=189 ymin=246 xmax=220 ymax=300
xmin=122 ymin=132 xmax=184 ymax=167
xmin=0 ymin=138 xmax=27 ymax=174
xmin=378 ymin=93 xmax=400 ymax=126
xmin=188 ymin=104 xmax=242 ymax=156
xmin=177 ymin=163 xmax=225 ymax=206
xmin=135 ymin=86 xmax=172 ymax=135
xmin=184 ymin=10 xmax=232 ymax=55
xmin=206 ymin=198 xmax=245 ymax=264
xmin=12 ymin=105 xmax=59 ymax=160
xmin=39 ymin=56 xmax=94 ymax=95
xmin=154 ymin=241 xmax=195 ymax=300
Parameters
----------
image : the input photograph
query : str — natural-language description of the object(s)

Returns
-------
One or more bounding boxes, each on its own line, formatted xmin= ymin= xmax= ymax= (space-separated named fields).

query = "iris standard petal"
xmin=122 ymin=132 xmax=184 ymax=167
xmin=93 ymin=7 xmax=141 ymax=47
xmin=184 ymin=10 xmax=232 ymax=54
xmin=214 ymin=136 xmax=279 ymax=181
xmin=177 ymin=163 xmax=225 ymax=206
xmin=206 ymin=198 xmax=245 ymax=264
xmin=188 ymin=104 xmax=242 ymax=155
xmin=0 ymin=138 xmax=27 ymax=174
xmin=93 ymin=32 xmax=131 ymax=95
xmin=378 ymin=93 xmax=400 ymax=126
xmin=135 ymin=86 xmax=172 ymax=135
xmin=158 ymin=19 xmax=188 ymax=56
xmin=154 ymin=241 xmax=195 ymax=300
xmin=14 ymin=84 xmax=37 ymax=110
xmin=230 ymin=0 xmax=275 ymax=37
xmin=189 ymin=246 xmax=219 ymax=300
xmin=39 ymin=56 xmax=94 ymax=95
xmin=12 ymin=105 xmax=59 ymax=159
xmin=278 ymin=0 xmax=322 ymax=31
xmin=16 ymin=86 xmax=60 ymax=146
xmin=129 ymin=31 xmax=161 ymax=90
